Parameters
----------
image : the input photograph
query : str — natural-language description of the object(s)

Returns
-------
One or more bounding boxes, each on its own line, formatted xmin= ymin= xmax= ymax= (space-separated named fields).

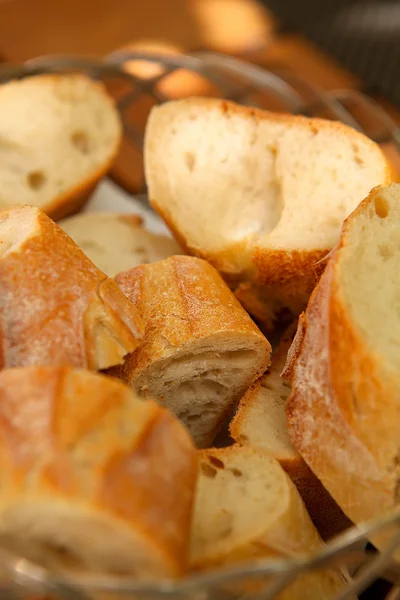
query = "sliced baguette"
xmin=0 ymin=205 xmax=143 ymax=370
xmin=0 ymin=74 xmax=121 ymax=220
xmin=230 ymin=326 xmax=351 ymax=540
xmin=113 ymin=256 xmax=271 ymax=447
xmin=191 ymin=445 xmax=347 ymax=598
xmin=59 ymin=212 xmax=182 ymax=277
xmin=0 ymin=366 xmax=197 ymax=579
xmin=286 ymin=183 xmax=400 ymax=550
xmin=144 ymin=97 xmax=390 ymax=330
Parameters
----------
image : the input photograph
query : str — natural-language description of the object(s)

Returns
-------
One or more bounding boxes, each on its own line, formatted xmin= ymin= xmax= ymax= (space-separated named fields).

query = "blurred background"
xmin=0 ymin=0 xmax=398 ymax=190
xmin=0 ymin=0 xmax=398 ymax=103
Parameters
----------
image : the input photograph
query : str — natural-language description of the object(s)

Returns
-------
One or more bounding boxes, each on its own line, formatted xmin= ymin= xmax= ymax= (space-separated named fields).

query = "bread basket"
xmin=1 ymin=51 xmax=400 ymax=599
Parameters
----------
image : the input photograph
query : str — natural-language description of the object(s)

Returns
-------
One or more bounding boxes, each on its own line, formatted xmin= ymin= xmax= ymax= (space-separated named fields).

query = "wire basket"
xmin=0 ymin=51 xmax=400 ymax=599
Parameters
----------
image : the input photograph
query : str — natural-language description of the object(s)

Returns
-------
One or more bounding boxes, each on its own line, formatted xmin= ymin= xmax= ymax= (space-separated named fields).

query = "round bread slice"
xmin=144 ymin=97 xmax=390 ymax=330
xmin=286 ymin=183 xmax=400 ymax=551
xmin=0 ymin=74 xmax=121 ymax=220
xmin=0 ymin=366 xmax=197 ymax=580
xmin=59 ymin=212 xmax=182 ymax=277
xmin=191 ymin=445 xmax=347 ymax=598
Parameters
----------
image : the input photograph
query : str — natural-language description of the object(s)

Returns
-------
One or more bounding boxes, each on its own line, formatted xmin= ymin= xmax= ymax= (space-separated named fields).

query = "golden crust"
xmin=45 ymin=162 xmax=110 ymax=221
xmin=147 ymin=98 xmax=391 ymax=330
xmin=0 ymin=205 xmax=143 ymax=370
xmin=230 ymin=325 xmax=350 ymax=541
xmin=0 ymin=366 xmax=197 ymax=576
xmin=281 ymin=312 xmax=307 ymax=382
xmin=114 ymin=255 xmax=271 ymax=383
xmin=286 ymin=186 xmax=400 ymax=544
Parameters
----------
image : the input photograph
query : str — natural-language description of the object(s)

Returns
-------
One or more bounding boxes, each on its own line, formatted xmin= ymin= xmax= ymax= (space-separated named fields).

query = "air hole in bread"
xmin=282 ymin=381 xmax=291 ymax=389
xmin=208 ymin=455 xmax=225 ymax=469
xmin=374 ymin=195 xmax=389 ymax=218
xmin=280 ymin=394 xmax=287 ymax=401
xmin=71 ymin=131 xmax=90 ymax=154
xmin=27 ymin=170 xmax=46 ymax=190
xmin=262 ymin=381 xmax=273 ymax=391
xmin=185 ymin=413 xmax=201 ymax=422
xmin=378 ymin=244 xmax=395 ymax=260
xmin=230 ymin=468 xmax=243 ymax=477
xmin=201 ymin=462 xmax=217 ymax=478
xmin=42 ymin=541 xmax=82 ymax=569
xmin=184 ymin=151 xmax=196 ymax=172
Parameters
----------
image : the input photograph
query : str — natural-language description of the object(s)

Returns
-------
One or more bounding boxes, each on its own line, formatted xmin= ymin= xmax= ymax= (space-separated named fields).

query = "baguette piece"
xmin=59 ymin=212 xmax=182 ymax=277
xmin=230 ymin=326 xmax=351 ymax=540
xmin=0 ymin=74 xmax=121 ymax=220
xmin=0 ymin=366 xmax=197 ymax=579
xmin=0 ymin=205 xmax=143 ymax=370
xmin=114 ymin=256 xmax=271 ymax=447
xmin=191 ymin=445 xmax=347 ymax=598
xmin=145 ymin=97 xmax=390 ymax=330
xmin=286 ymin=183 xmax=400 ymax=549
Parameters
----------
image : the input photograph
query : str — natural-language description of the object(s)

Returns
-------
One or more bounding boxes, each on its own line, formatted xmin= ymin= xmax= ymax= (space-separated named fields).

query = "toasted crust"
xmin=44 ymin=160 xmax=113 ymax=221
xmin=146 ymin=97 xmax=391 ymax=330
xmin=0 ymin=205 xmax=143 ymax=370
xmin=286 ymin=186 xmax=400 ymax=547
xmin=115 ymin=256 xmax=270 ymax=373
xmin=115 ymin=256 xmax=270 ymax=375
xmin=113 ymin=256 xmax=271 ymax=446
xmin=0 ymin=366 xmax=197 ymax=577
xmin=281 ymin=312 xmax=307 ymax=382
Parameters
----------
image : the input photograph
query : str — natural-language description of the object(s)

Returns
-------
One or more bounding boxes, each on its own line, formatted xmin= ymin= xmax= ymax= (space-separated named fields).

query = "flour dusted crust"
xmin=0 ymin=205 xmax=143 ymax=370
xmin=287 ymin=184 xmax=400 ymax=549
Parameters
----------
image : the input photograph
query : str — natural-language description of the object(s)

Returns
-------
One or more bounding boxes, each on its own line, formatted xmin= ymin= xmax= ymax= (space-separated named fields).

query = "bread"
xmin=0 ymin=366 xmax=197 ymax=579
xmin=286 ymin=183 xmax=400 ymax=550
xmin=144 ymin=97 xmax=390 ymax=330
xmin=59 ymin=212 xmax=183 ymax=277
xmin=191 ymin=445 xmax=347 ymax=598
xmin=0 ymin=74 xmax=121 ymax=220
xmin=0 ymin=205 xmax=143 ymax=370
xmin=230 ymin=324 xmax=351 ymax=540
xmin=114 ymin=255 xmax=271 ymax=447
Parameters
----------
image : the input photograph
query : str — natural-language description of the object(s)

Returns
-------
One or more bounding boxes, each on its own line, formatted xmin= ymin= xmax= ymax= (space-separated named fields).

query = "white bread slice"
xmin=113 ymin=256 xmax=271 ymax=447
xmin=230 ymin=325 xmax=351 ymax=540
xmin=144 ymin=97 xmax=390 ymax=330
xmin=0 ymin=366 xmax=197 ymax=579
xmin=286 ymin=183 xmax=400 ymax=551
xmin=59 ymin=212 xmax=182 ymax=277
xmin=0 ymin=74 xmax=121 ymax=220
xmin=0 ymin=205 xmax=143 ymax=370
xmin=191 ymin=445 xmax=347 ymax=598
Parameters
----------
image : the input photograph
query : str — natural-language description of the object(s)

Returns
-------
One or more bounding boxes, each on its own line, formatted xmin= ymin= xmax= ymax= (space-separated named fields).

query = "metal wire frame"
xmin=0 ymin=509 xmax=399 ymax=598
xmin=1 ymin=50 xmax=398 ymax=163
